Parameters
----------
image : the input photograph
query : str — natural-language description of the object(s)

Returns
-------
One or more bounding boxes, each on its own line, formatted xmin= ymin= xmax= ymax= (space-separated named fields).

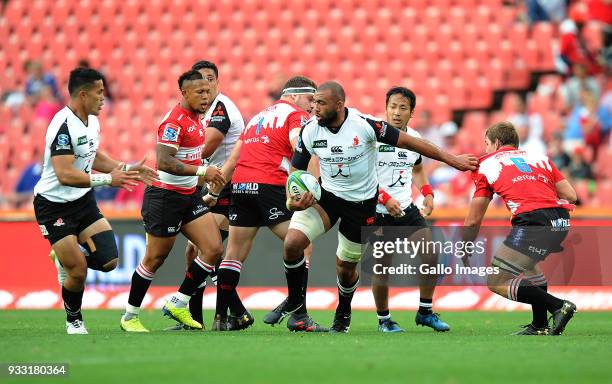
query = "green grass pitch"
xmin=1 ymin=310 xmax=611 ymax=384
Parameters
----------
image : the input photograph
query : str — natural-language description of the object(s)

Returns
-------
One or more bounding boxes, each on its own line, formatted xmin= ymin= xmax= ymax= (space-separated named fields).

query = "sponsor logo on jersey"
xmin=388 ymin=169 xmax=408 ymax=187
xmin=313 ymin=140 xmax=328 ymax=148
xmin=53 ymin=218 xmax=65 ymax=227
xmin=269 ymin=207 xmax=285 ymax=220
xmin=162 ymin=125 xmax=179 ymax=142
xmin=233 ymin=182 xmax=259 ymax=194
xmin=378 ymin=145 xmax=395 ymax=152
xmin=77 ymin=136 xmax=88 ymax=146
xmin=353 ymin=136 xmax=359 ymax=146
xmin=192 ymin=204 xmax=207 ymax=216
xmin=57 ymin=134 xmax=70 ymax=146
xmin=39 ymin=225 xmax=48 ymax=236
xmin=212 ymin=104 xmax=225 ymax=116
xmin=397 ymin=151 xmax=408 ymax=159
xmin=551 ymin=218 xmax=571 ymax=228
xmin=331 ymin=163 xmax=351 ymax=178
xmin=512 ymin=175 xmax=536 ymax=183
xmin=331 ymin=146 xmax=343 ymax=154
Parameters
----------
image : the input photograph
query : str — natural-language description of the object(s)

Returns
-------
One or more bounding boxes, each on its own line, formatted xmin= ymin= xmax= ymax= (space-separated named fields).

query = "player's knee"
xmin=284 ymin=236 xmax=307 ymax=261
xmin=67 ymin=264 xmax=88 ymax=284
xmin=81 ymin=230 xmax=118 ymax=272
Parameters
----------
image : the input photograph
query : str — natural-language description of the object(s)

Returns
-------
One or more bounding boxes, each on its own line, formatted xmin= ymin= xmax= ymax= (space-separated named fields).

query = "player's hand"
xmin=287 ymin=191 xmax=316 ymax=211
xmin=420 ymin=195 xmax=434 ymax=217
xmin=127 ymin=157 xmax=159 ymax=186
xmin=384 ymin=198 xmax=405 ymax=217
xmin=204 ymin=166 xmax=226 ymax=186
xmin=203 ymin=193 xmax=218 ymax=207
xmin=110 ymin=163 xmax=140 ymax=191
xmin=453 ymin=154 xmax=478 ymax=171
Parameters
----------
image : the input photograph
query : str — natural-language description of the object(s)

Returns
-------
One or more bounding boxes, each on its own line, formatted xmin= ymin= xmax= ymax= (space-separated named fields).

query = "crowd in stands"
xmin=1 ymin=0 xmax=611 ymax=212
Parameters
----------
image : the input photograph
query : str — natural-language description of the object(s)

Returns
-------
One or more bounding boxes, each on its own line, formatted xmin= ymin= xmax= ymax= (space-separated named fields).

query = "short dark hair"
xmin=68 ymin=67 xmax=104 ymax=96
xmin=192 ymin=60 xmax=218 ymax=78
xmin=317 ymin=81 xmax=345 ymax=102
xmin=178 ymin=70 xmax=204 ymax=89
xmin=282 ymin=76 xmax=317 ymax=91
xmin=485 ymin=121 xmax=519 ymax=147
xmin=386 ymin=86 xmax=416 ymax=111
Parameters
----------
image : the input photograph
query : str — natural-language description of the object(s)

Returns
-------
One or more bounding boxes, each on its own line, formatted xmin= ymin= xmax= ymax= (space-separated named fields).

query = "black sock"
xmin=511 ymin=278 xmax=563 ymax=313
xmin=178 ymin=258 xmax=213 ymax=296
xmin=337 ymin=276 xmax=359 ymax=314
xmin=284 ymin=256 xmax=306 ymax=309
xmin=216 ymin=260 xmax=242 ymax=317
xmin=189 ymin=284 xmax=205 ymax=324
xmin=229 ymin=289 xmax=246 ymax=316
xmin=297 ymin=261 xmax=310 ymax=314
xmin=418 ymin=298 xmax=433 ymax=315
xmin=62 ymin=286 xmax=84 ymax=322
xmin=525 ymin=274 xmax=549 ymax=327
xmin=128 ymin=263 xmax=155 ymax=307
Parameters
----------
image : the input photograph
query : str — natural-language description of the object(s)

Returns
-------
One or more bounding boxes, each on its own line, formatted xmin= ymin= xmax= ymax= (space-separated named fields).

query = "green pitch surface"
xmin=1 ymin=310 xmax=611 ymax=384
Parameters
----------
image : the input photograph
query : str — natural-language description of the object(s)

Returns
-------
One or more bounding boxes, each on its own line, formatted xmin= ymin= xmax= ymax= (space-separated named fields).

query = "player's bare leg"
xmin=163 ymin=214 xmax=224 ymax=329
xmin=488 ymin=244 xmax=575 ymax=335
xmin=53 ymin=235 xmax=89 ymax=334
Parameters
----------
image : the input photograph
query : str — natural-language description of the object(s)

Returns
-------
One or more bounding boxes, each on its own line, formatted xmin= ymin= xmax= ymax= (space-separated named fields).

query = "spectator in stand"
xmin=560 ymin=61 xmax=601 ymax=109
xmin=556 ymin=3 xmax=603 ymax=76
xmin=504 ymin=93 xmax=546 ymax=156
xmin=416 ymin=110 xmax=444 ymax=148
xmin=33 ymin=85 xmax=62 ymax=123
xmin=527 ymin=0 xmax=567 ymax=23
xmin=23 ymin=60 xmax=61 ymax=105
xmin=9 ymin=154 xmax=42 ymax=208
xmin=549 ymin=132 xmax=572 ymax=172
xmin=565 ymin=90 xmax=612 ymax=158
xmin=568 ymin=146 xmax=595 ymax=180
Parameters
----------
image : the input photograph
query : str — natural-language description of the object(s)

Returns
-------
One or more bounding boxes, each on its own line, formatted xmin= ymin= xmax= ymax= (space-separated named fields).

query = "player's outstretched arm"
xmin=157 ymin=143 xmax=225 ymax=185
xmin=93 ymin=151 xmax=159 ymax=186
xmin=51 ymin=154 xmax=140 ymax=191
xmin=555 ymin=179 xmax=577 ymax=203
xmin=395 ymin=131 xmax=478 ymax=171
xmin=201 ymin=128 xmax=225 ymax=159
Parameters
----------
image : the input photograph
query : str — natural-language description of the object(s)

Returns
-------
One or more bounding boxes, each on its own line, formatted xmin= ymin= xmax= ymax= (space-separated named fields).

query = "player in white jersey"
xmin=166 ymin=60 xmax=245 ymax=330
xmin=33 ymin=67 xmax=157 ymax=334
xmin=283 ymin=81 xmax=478 ymax=333
xmin=372 ymin=87 xmax=450 ymax=333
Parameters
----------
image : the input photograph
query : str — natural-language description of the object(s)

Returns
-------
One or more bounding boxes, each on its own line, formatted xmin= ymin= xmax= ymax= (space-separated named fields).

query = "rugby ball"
xmin=286 ymin=170 xmax=321 ymax=201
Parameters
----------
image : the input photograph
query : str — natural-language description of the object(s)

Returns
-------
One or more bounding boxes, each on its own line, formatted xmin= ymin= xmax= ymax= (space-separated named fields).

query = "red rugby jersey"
xmin=472 ymin=146 xmax=572 ymax=217
xmin=232 ymin=100 xmax=308 ymax=185
xmin=153 ymin=104 xmax=205 ymax=194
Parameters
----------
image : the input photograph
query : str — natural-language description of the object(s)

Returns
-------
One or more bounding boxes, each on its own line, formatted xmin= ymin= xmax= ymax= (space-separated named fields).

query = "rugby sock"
xmin=337 ymin=276 xmax=359 ymax=314
xmin=525 ymin=273 xmax=548 ymax=328
xmin=62 ymin=286 xmax=83 ymax=322
xmin=210 ymin=255 xmax=223 ymax=286
xmin=300 ymin=259 xmax=310 ymax=314
xmin=126 ymin=262 xmax=155 ymax=318
xmin=377 ymin=309 xmax=391 ymax=324
xmin=418 ymin=298 xmax=433 ymax=315
xmin=508 ymin=277 xmax=563 ymax=313
xmin=189 ymin=282 xmax=206 ymax=324
xmin=216 ymin=260 xmax=243 ymax=317
xmin=177 ymin=257 xmax=214 ymax=299
xmin=284 ymin=256 xmax=306 ymax=310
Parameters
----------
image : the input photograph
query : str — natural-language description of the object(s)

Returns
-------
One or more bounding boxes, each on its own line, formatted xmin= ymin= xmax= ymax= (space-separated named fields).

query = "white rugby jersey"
xmin=34 ymin=106 xmax=100 ymax=203
xmin=292 ymin=108 xmax=400 ymax=202
xmin=375 ymin=127 xmax=422 ymax=213
xmin=202 ymin=92 xmax=244 ymax=167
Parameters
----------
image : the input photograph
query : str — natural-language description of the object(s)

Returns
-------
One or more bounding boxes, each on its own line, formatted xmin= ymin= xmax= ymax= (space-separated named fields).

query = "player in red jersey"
xmin=211 ymin=76 xmax=325 ymax=332
xmin=463 ymin=121 xmax=578 ymax=336
xmin=120 ymin=70 xmax=226 ymax=332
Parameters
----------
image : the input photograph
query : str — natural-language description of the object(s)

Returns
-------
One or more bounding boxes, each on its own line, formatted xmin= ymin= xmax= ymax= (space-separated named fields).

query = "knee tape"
xmin=336 ymin=232 xmax=363 ymax=263
xmin=288 ymin=207 xmax=325 ymax=242
xmin=81 ymin=230 xmax=118 ymax=271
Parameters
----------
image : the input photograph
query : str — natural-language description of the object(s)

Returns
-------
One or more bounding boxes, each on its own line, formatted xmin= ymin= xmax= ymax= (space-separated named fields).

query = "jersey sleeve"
xmin=207 ymin=102 xmax=231 ymax=135
xmin=364 ymin=118 xmax=400 ymax=146
xmin=291 ymin=126 xmax=313 ymax=170
xmin=549 ymin=158 xmax=565 ymax=183
xmin=472 ymin=170 xmax=494 ymax=199
xmin=50 ymin=120 xmax=74 ymax=157
xmin=414 ymin=155 xmax=423 ymax=166
xmin=157 ymin=121 xmax=183 ymax=147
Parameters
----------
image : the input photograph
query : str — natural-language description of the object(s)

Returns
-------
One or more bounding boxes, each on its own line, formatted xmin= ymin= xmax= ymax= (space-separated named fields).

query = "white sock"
xmin=124 ymin=304 xmax=140 ymax=319
xmin=377 ymin=313 xmax=391 ymax=321
xmin=169 ymin=292 xmax=191 ymax=308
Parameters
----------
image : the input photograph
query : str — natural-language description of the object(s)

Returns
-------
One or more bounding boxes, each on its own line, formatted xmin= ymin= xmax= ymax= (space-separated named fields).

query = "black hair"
xmin=317 ymin=81 xmax=345 ymax=102
xmin=191 ymin=60 xmax=218 ymax=78
xmin=178 ymin=70 xmax=204 ymax=89
xmin=68 ymin=67 xmax=104 ymax=96
xmin=385 ymin=86 xmax=416 ymax=111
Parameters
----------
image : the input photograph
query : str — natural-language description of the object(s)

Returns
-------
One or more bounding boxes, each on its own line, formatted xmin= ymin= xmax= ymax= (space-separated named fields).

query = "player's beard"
xmin=318 ymin=109 xmax=338 ymax=127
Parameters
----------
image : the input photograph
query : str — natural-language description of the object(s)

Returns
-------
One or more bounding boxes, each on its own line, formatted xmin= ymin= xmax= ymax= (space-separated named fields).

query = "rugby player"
xmin=372 ymin=87 xmax=450 ymax=332
xmin=34 ymin=67 xmax=158 ymax=334
xmin=283 ymin=81 xmax=477 ymax=333
xmin=212 ymin=76 xmax=326 ymax=332
xmin=120 ymin=70 xmax=226 ymax=332
xmin=167 ymin=60 xmax=245 ymax=330
xmin=463 ymin=121 xmax=577 ymax=335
